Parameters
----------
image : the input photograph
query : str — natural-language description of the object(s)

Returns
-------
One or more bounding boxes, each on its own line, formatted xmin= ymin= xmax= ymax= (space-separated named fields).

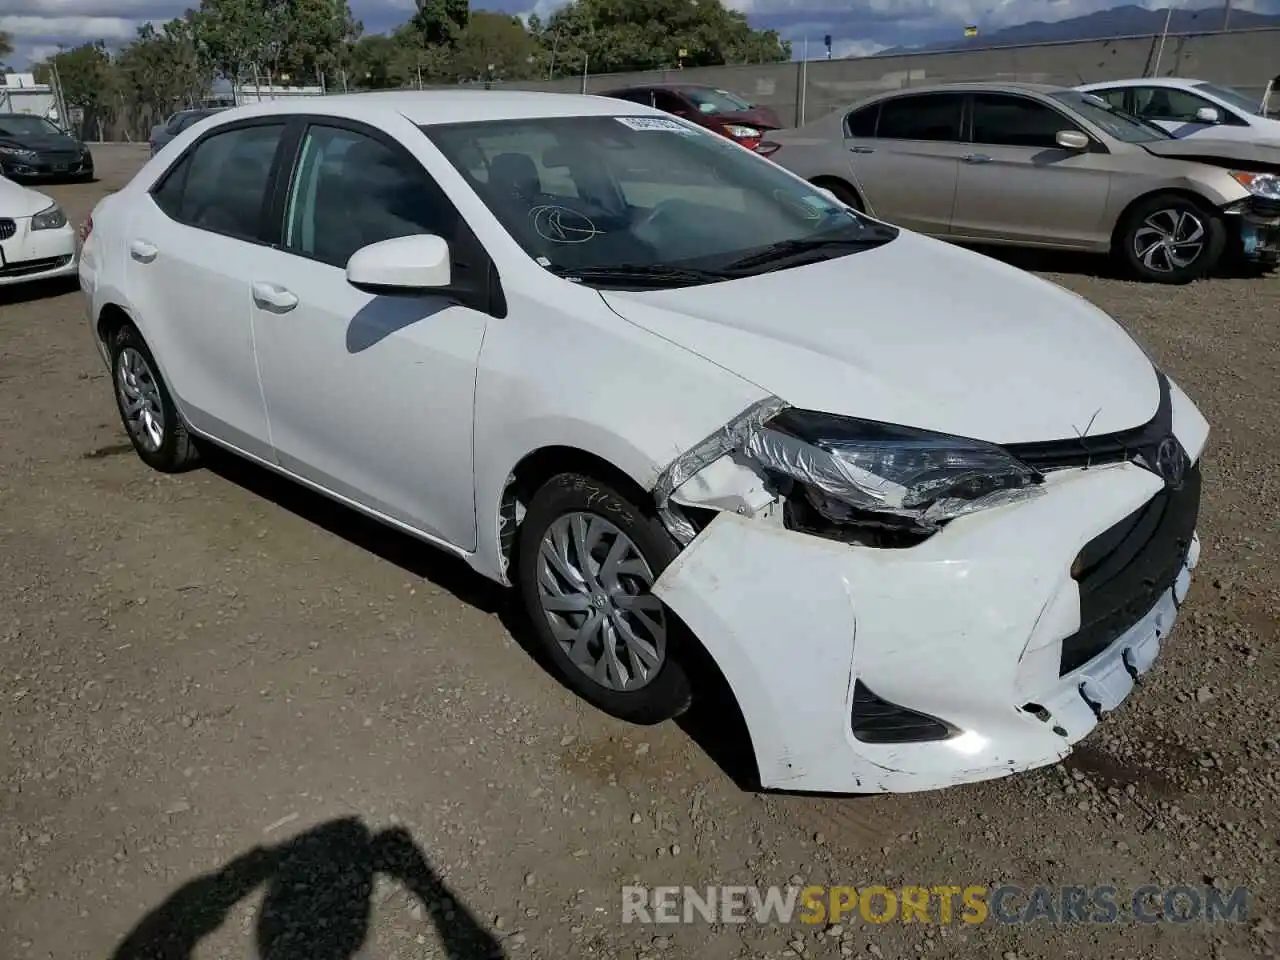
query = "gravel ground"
xmin=1 ymin=144 xmax=1277 ymax=960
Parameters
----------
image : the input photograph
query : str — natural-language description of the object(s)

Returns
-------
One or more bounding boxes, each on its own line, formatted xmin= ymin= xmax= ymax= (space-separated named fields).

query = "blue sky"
xmin=3 ymin=0 xmax=1277 ymax=69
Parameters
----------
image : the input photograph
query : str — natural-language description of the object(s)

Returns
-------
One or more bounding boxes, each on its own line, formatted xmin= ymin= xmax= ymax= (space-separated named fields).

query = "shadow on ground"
xmin=202 ymin=446 xmax=762 ymax=791
xmin=109 ymin=817 xmax=505 ymax=960
xmin=0 ymin=274 xmax=80 ymax=307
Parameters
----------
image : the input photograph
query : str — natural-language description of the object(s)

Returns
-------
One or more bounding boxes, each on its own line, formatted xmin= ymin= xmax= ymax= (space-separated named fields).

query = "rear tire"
xmin=108 ymin=322 xmax=200 ymax=472
xmin=1116 ymin=193 xmax=1225 ymax=284
xmin=516 ymin=472 xmax=693 ymax=725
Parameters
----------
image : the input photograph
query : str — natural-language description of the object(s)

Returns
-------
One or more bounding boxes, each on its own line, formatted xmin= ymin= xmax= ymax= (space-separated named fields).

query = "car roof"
xmin=1078 ymin=78 xmax=1209 ymax=90
xmin=204 ymin=90 xmax=661 ymax=127
xmin=863 ymin=81 xmax=1068 ymax=98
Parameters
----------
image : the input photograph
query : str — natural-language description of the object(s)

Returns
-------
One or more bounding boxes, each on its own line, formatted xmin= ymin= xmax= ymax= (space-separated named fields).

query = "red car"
xmin=597 ymin=84 xmax=783 ymax=151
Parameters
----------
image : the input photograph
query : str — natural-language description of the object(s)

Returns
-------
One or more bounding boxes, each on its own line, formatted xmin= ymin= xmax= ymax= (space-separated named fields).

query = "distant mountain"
xmin=878 ymin=4 xmax=1280 ymax=55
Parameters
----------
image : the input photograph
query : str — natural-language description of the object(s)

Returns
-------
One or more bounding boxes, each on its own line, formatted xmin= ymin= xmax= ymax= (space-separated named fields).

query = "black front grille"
xmin=1007 ymin=374 xmax=1172 ymax=473
xmin=1248 ymin=196 xmax=1280 ymax=218
xmin=39 ymin=150 xmax=81 ymax=164
xmin=1059 ymin=462 xmax=1200 ymax=675
xmin=0 ymin=255 xmax=72 ymax=278
xmin=0 ymin=219 xmax=15 ymax=241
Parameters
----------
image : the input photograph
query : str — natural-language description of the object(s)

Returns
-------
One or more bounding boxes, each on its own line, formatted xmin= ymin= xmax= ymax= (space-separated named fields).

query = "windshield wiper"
xmin=719 ymin=226 xmax=897 ymax=272
xmin=547 ymin=263 xmax=736 ymax=287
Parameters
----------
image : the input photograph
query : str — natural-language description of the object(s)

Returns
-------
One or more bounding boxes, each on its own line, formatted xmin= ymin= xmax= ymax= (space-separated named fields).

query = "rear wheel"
xmin=1117 ymin=193 xmax=1225 ymax=284
xmin=516 ymin=472 xmax=692 ymax=725
xmin=108 ymin=322 xmax=200 ymax=472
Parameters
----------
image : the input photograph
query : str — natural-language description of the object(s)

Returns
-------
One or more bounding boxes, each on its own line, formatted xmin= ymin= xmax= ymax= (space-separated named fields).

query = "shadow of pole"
xmin=108 ymin=817 xmax=506 ymax=960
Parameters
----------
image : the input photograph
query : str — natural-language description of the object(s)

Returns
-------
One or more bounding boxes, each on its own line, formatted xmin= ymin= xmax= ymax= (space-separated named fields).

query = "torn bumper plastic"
xmin=652 ymin=461 xmax=1200 ymax=793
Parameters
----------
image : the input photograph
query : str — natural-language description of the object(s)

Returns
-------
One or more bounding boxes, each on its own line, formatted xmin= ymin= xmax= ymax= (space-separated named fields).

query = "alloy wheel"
xmin=115 ymin=346 xmax=166 ymax=452
xmin=535 ymin=512 xmax=667 ymax=692
xmin=1132 ymin=207 xmax=1206 ymax=274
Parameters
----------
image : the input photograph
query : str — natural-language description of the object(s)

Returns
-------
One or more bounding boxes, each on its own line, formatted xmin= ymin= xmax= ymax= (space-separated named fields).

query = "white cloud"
xmin=832 ymin=38 xmax=888 ymax=57
xmin=0 ymin=14 xmax=140 ymax=42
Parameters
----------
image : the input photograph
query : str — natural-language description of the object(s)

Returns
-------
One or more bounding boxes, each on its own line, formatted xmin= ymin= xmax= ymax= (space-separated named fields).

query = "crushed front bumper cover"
xmin=650 ymin=382 xmax=1209 ymax=794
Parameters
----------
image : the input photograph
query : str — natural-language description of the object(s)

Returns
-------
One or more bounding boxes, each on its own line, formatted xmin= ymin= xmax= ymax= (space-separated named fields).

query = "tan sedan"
xmin=760 ymin=82 xmax=1280 ymax=283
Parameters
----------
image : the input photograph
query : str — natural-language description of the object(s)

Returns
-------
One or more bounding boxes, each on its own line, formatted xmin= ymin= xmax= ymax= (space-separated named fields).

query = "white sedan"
xmin=0 ymin=175 xmax=77 ymax=286
xmin=1077 ymin=77 xmax=1280 ymax=143
xmin=79 ymin=91 xmax=1208 ymax=794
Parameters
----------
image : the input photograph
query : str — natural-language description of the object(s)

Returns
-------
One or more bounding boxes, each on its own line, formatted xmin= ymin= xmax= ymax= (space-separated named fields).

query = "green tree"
xmin=534 ymin=0 xmax=789 ymax=75
xmin=116 ymin=20 xmax=211 ymax=122
xmin=449 ymin=11 xmax=543 ymax=83
xmin=412 ymin=0 xmax=470 ymax=46
xmin=0 ymin=30 xmax=13 ymax=69
xmin=35 ymin=42 xmax=115 ymax=113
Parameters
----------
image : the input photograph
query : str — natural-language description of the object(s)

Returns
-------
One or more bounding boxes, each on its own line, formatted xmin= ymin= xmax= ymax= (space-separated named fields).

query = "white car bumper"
xmin=652 ymin=389 xmax=1209 ymax=794
xmin=0 ymin=219 xmax=77 ymax=287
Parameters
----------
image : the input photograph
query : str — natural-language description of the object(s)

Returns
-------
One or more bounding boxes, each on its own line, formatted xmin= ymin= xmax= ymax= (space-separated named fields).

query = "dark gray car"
xmin=149 ymin=108 xmax=228 ymax=157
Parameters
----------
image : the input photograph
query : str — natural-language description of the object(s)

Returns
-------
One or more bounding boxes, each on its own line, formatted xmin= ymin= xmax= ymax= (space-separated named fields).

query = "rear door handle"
xmin=848 ymin=145 xmax=875 ymax=154
xmin=963 ymin=153 xmax=993 ymax=164
xmin=252 ymin=281 xmax=299 ymax=313
xmin=129 ymin=239 xmax=158 ymax=263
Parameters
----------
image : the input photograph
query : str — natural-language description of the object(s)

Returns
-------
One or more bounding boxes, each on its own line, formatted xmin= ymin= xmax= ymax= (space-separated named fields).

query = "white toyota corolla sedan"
xmin=79 ymin=91 xmax=1208 ymax=794
xmin=1 ymin=174 xmax=77 ymax=286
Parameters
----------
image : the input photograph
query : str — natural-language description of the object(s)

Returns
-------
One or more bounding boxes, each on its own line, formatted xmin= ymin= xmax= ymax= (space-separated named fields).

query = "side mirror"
xmin=1194 ymin=106 xmax=1221 ymax=123
xmin=346 ymin=234 xmax=451 ymax=293
xmin=1055 ymin=129 xmax=1090 ymax=150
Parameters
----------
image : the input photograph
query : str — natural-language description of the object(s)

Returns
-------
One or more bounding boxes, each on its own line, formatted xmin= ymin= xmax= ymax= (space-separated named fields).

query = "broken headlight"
xmin=746 ymin=409 xmax=1044 ymax=532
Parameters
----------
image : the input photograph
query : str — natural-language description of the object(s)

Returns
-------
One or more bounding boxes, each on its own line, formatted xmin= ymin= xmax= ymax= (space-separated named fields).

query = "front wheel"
xmin=515 ymin=472 xmax=693 ymax=725
xmin=1117 ymin=194 xmax=1225 ymax=284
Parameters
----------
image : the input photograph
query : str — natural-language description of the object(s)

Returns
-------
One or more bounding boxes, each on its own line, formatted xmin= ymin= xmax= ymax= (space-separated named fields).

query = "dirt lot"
xmin=1 ymin=143 xmax=1277 ymax=960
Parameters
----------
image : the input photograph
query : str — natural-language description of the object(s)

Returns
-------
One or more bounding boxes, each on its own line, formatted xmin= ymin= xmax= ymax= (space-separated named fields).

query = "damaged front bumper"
xmin=648 ymin=383 xmax=1209 ymax=794
xmin=1230 ymin=196 xmax=1280 ymax=261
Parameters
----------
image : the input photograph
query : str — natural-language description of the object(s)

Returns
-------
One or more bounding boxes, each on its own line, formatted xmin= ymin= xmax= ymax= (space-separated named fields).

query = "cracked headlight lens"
xmin=1231 ymin=171 xmax=1280 ymax=200
xmin=745 ymin=409 xmax=1044 ymax=529
xmin=31 ymin=202 xmax=68 ymax=231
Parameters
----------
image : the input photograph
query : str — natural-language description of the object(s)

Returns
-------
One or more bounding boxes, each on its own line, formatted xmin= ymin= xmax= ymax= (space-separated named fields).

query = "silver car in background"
xmin=148 ymin=108 xmax=228 ymax=157
xmin=761 ymin=82 xmax=1280 ymax=283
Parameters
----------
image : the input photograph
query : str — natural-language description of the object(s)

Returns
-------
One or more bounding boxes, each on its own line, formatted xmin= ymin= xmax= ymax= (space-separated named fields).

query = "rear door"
xmin=124 ymin=119 xmax=287 ymax=456
xmin=949 ymin=92 xmax=1112 ymax=249
xmin=843 ymin=92 xmax=966 ymax=235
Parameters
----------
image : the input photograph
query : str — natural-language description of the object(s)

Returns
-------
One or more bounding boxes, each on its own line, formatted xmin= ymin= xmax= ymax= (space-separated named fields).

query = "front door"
xmin=950 ymin=93 xmax=1112 ymax=249
xmin=250 ymin=121 xmax=489 ymax=550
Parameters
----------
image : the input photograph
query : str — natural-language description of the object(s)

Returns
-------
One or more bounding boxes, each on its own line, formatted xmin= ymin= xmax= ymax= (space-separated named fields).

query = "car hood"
xmin=0 ymin=132 xmax=83 ymax=153
xmin=713 ymin=106 xmax=782 ymax=130
xmin=598 ymin=231 xmax=1160 ymax=445
xmin=0 ymin=176 xmax=55 ymax=217
xmin=1142 ymin=137 xmax=1280 ymax=167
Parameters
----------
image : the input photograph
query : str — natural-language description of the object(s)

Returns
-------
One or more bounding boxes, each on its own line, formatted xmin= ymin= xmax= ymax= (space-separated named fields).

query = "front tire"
xmin=109 ymin=322 xmax=200 ymax=472
xmin=1117 ymin=193 xmax=1225 ymax=284
xmin=516 ymin=472 xmax=693 ymax=725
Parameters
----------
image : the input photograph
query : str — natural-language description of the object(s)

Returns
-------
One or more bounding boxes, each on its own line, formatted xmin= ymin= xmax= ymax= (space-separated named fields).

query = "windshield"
xmin=1050 ymin=91 xmax=1172 ymax=142
xmin=423 ymin=115 xmax=894 ymax=284
xmin=1193 ymin=81 xmax=1261 ymax=116
xmin=684 ymin=87 xmax=755 ymax=114
xmin=0 ymin=115 xmax=63 ymax=138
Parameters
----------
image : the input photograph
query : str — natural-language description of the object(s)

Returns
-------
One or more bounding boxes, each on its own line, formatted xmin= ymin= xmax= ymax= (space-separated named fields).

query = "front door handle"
xmin=129 ymin=239 xmax=158 ymax=263
xmin=252 ymin=281 xmax=299 ymax=313
xmin=848 ymin=145 xmax=875 ymax=154
xmin=962 ymin=153 xmax=993 ymax=164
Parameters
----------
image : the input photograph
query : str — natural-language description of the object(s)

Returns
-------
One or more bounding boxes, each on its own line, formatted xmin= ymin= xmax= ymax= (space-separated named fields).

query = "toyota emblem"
xmin=1154 ymin=437 xmax=1186 ymax=488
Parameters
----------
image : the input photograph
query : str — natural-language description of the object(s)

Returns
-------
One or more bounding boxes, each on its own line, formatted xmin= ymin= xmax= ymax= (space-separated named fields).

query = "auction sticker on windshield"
xmin=615 ymin=116 xmax=696 ymax=133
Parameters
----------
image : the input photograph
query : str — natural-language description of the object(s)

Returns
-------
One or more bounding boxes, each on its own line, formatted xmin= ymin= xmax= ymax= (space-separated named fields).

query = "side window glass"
xmin=845 ymin=103 xmax=879 ymax=138
xmin=1094 ymin=89 xmax=1128 ymax=111
xmin=972 ymin=94 xmax=1080 ymax=149
xmin=171 ymin=123 xmax=285 ymax=241
xmin=284 ymin=124 xmax=456 ymax=269
xmin=652 ymin=90 xmax=687 ymax=116
xmin=1132 ymin=87 xmax=1213 ymax=122
xmin=875 ymin=94 xmax=963 ymax=141
xmin=152 ymin=154 xmax=191 ymax=219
